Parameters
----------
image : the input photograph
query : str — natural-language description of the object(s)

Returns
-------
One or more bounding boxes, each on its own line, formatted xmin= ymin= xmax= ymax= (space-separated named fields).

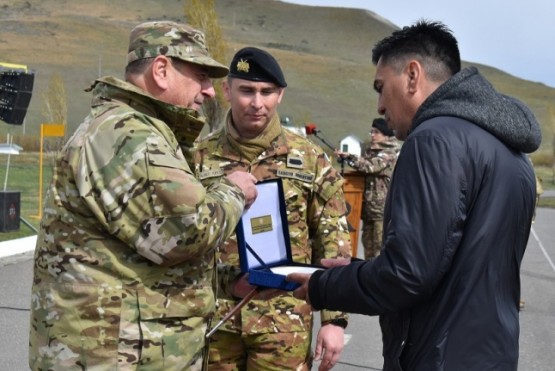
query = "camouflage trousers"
xmin=207 ymin=329 xmax=312 ymax=370
xmin=362 ymin=219 xmax=383 ymax=259
xmin=30 ymin=308 xmax=208 ymax=371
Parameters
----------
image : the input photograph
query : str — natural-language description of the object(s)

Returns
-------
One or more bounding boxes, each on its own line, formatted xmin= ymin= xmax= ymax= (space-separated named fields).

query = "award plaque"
xmin=236 ymin=178 xmax=322 ymax=290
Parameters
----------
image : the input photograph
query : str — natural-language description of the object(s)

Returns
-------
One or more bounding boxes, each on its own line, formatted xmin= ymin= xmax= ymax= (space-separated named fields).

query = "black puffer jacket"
xmin=309 ymin=67 xmax=541 ymax=370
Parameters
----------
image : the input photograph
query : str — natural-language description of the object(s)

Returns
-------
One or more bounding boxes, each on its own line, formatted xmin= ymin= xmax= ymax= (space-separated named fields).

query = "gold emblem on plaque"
xmin=251 ymin=215 xmax=273 ymax=234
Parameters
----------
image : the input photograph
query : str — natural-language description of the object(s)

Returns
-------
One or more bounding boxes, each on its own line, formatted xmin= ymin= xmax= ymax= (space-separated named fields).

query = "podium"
xmin=342 ymin=171 xmax=365 ymax=257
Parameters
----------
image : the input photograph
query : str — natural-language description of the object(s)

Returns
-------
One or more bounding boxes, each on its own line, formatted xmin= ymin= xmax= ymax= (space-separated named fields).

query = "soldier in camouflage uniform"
xmin=194 ymin=47 xmax=352 ymax=371
xmin=28 ymin=21 xmax=259 ymax=371
xmin=338 ymin=118 xmax=400 ymax=258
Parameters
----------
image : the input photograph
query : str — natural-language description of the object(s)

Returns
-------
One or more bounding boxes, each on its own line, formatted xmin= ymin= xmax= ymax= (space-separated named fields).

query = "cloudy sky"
xmin=282 ymin=0 xmax=555 ymax=88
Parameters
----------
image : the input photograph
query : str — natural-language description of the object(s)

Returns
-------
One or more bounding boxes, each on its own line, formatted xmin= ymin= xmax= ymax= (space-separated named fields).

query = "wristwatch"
xmin=325 ymin=318 xmax=348 ymax=329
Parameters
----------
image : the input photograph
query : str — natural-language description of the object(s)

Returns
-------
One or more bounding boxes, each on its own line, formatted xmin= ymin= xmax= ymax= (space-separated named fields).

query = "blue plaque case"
xmin=236 ymin=178 xmax=322 ymax=290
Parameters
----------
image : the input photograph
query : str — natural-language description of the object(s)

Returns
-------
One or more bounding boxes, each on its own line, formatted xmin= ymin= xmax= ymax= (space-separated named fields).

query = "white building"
xmin=339 ymin=135 xmax=362 ymax=156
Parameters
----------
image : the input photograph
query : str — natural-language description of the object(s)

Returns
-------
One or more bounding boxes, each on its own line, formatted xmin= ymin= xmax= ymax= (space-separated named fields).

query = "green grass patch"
xmin=0 ymin=153 xmax=52 ymax=241
xmin=538 ymin=196 xmax=555 ymax=209
xmin=536 ymin=165 xmax=555 ymax=191
xmin=0 ymin=151 xmax=551 ymax=246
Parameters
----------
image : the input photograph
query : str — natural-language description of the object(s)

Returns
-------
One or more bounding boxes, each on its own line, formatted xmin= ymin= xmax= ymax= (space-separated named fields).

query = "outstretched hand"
xmin=226 ymin=171 xmax=258 ymax=209
xmin=287 ymin=272 xmax=312 ymax=305
xmin=287 ymin=258 xmax=351 ymax=305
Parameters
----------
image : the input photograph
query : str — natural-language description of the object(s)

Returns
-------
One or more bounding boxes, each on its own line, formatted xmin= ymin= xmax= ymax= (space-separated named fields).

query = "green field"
xmin=0 ymin=153 xmax=51 ymax=240
xmin=0 ymin=152 xmax=553 ymax=242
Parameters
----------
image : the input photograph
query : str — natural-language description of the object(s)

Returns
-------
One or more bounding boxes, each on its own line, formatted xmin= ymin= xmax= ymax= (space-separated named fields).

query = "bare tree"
xmin=185 ymin=0 xmax=229 ymax=132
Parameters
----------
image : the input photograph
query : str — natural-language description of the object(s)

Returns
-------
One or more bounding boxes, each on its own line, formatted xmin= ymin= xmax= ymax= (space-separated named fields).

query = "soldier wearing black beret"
xmin=228 ymin=47 xmax=287 ymax=87
xmin=195 ymin=46 xmax=351 ymax=369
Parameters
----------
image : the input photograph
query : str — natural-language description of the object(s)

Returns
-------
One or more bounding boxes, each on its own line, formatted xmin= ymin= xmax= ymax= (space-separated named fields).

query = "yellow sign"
xmin=42 ymin=124 xmax=65 ymax=137
xmin=250 ymin=215 xmax=273 ymax=234
xmin=33 ymin=123 xmax=66 ymax=219
xmin=0 ymin=62 xmax=28 ymax=72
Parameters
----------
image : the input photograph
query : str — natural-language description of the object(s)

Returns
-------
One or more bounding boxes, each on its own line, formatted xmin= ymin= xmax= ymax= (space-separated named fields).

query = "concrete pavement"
xmin=1 ymin=208 xmax=554 ymax=370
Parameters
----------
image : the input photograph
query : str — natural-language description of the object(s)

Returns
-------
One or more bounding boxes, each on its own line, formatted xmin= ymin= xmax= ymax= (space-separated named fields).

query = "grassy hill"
xmin=1 ymin=0 xmax=554 ymax=163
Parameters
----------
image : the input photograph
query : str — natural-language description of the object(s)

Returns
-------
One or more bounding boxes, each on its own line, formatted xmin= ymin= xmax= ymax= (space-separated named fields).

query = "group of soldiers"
xmin=27 ymin=20 xmax=358 ymax=370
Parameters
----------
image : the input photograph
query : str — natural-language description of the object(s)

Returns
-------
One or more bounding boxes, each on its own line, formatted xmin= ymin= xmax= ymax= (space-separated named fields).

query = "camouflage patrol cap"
xmin=228 ymin=47 xmax=287 ymax=87
xmin=127 ymin=21 xmax=229 ymax=78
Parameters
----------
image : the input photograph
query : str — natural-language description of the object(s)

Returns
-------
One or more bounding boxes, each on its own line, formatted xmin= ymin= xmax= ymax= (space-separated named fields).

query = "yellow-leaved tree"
xmin=41 ymin=73 xmax=67 ymax=153
xmin=185 ymin=0 xmax=228 ymax=132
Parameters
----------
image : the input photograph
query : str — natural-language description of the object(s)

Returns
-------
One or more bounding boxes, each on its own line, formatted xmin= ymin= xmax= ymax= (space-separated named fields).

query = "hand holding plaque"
xmin=236 ymin=179 xmax=323 ymax=290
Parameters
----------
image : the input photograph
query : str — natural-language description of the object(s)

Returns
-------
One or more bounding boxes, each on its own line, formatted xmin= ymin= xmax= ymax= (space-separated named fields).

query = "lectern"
xmin=342 ymin=171 xmax=365 ymax=257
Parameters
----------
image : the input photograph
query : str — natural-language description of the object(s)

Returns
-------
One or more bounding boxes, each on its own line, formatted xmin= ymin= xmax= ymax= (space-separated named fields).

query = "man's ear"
xmin=276 ymin=87 xmax=285 ymax=104
xmin=222 ymin=79 xmax=231 ymax=102
xmin=151 ymin=55 xmax=171 ymax=90
xmin=406 ymin=60 xmax=422 ymax=94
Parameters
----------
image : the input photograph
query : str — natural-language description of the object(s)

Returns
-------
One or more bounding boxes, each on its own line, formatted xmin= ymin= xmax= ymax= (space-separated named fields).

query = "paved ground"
xmin=1 ymin=208 xmax=554 ymax=370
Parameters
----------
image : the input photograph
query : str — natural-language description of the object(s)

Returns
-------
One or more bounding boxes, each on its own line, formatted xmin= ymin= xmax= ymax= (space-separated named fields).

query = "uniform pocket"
xmin=30 ymin=282 xmax=122 ymax=369
xmin=135 ymin=286 xmax=211 ymax=368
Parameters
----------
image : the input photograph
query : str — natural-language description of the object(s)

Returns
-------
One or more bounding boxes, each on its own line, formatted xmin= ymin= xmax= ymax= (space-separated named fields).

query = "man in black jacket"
xmin=288 ymin=20 xmax=541 ymax=371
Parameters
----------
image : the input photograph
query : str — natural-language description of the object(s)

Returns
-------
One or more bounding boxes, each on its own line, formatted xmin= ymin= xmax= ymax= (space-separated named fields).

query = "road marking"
xmin=531 ymin=226 xmax=555 ymax=273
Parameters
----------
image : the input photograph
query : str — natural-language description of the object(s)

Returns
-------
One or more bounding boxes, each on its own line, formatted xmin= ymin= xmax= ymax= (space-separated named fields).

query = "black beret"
xmin=372 ymin=118 xmax=394 ymax=137
xmin=228 ymin=47 xmax=287 ymax=87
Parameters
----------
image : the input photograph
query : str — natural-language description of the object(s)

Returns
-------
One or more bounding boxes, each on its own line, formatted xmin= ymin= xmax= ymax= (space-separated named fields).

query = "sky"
xmin=282 ymin=0 xmax=555 ymax=88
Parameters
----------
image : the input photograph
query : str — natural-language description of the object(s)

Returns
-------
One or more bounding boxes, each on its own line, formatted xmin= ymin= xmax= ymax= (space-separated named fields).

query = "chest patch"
xmin=286 ymin=155 xmax=304 ymax=169
xmin=277 ymin=169 xmax=314 ymax=183
xmin=198 ymin=168 xmax=225 ymax=180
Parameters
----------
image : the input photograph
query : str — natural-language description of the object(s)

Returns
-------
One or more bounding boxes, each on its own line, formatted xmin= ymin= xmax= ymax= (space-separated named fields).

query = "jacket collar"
xmin=89 ymin=76 xmax=207 ymax=147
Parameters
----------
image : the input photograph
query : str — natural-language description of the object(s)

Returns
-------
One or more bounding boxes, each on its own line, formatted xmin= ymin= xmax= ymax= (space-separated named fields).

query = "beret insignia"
xmin=237 ymin=59 xmax=250 ymax=73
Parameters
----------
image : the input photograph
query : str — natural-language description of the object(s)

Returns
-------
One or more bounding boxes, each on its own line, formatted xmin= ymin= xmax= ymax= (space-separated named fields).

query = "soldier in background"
xmin=336 ymin=118 xmax=401 ymax=258
xmin=194 ymin=47 xmax=351 ymax=371
xmin=28 ymin=21 xmax=258 ymax=370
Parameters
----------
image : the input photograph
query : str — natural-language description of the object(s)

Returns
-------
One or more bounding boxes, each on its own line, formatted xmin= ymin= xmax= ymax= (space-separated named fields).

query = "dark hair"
xmin=124 ymin=57 xmax=187 ymax=79
xmin=372 ymin=117 xmax=394 ymax=137
xmin=371 ymin=20 xmax=461 ymax=82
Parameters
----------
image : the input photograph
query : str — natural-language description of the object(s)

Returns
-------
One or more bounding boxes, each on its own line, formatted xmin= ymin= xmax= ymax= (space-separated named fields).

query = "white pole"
xmin=4 ymin=133 xmax=12 ymax=191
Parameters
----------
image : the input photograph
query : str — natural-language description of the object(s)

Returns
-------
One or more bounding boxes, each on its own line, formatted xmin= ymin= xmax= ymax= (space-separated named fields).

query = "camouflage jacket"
xmin=347 ymin=137 xmax=400 ymax=220
xmin=29 ymin=77 xmax=245 ymax=370
xmin=194 ymin=123 xmax=352 ymax=335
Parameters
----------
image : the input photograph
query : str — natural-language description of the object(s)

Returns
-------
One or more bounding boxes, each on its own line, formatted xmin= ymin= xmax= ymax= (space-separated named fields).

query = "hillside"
xmin=1 ymin=0 xmax=554 ymax=157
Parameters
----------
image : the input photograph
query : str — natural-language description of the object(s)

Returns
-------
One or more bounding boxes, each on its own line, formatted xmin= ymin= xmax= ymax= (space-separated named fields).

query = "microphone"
xmin=305 ymin=123 xmax=319 ymax=135
xmin=304 ymin=122 xmax=335 ymax=152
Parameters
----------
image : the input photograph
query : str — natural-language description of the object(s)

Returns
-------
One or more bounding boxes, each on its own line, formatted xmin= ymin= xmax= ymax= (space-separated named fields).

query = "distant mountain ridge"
xmin=1 ymin=0 xmax=553 ymax=155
